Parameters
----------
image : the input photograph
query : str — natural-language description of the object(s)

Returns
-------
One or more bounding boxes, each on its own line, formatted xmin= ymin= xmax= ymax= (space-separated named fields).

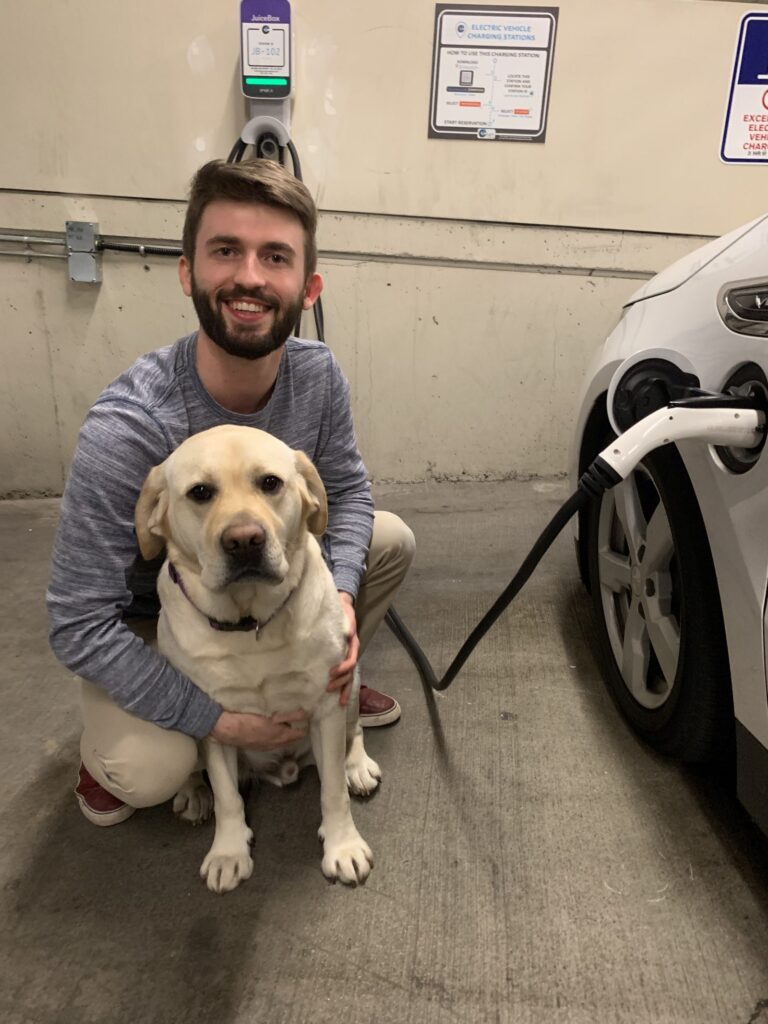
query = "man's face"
xmin=179 ymin=200 xmax=322 ymax=361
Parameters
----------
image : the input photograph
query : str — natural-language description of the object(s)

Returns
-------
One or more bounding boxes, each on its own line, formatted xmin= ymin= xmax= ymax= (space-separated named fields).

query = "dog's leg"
xmin=312 ymin=707 xmax=374 ymax=885
xmin=344 ymin=680 xmax=381 ymax=796
xmin=345 ymin=722 xmax=382 ymax=797
xmin=199 ymin=739 xmax=254 ymax=894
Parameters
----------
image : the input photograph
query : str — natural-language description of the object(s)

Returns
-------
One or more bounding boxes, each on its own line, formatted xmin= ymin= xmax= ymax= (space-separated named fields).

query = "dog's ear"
xmin=134 ymin=463 xmax=170 ymax=560
xmin=294 ymin=450 xmax=328 ymax=536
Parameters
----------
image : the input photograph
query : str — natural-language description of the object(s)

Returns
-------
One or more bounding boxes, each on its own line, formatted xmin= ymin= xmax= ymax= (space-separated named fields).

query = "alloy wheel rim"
xmin=596 ymin=468 xmax=681 ymax=710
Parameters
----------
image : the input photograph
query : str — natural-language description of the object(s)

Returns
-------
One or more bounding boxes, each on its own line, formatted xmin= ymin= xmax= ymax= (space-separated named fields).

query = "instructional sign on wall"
xmin=721 ymin=12 xmax=768 ymax=164
xmin=428 ymin=4 xmax=558 ymax=142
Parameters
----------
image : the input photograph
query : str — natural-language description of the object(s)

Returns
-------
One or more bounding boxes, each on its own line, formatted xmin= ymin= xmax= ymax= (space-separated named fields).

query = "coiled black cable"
xmin=227 ymin=138 xmax=248 ymax=163
xmin=286 ymin=140 xmax=303 ymax=181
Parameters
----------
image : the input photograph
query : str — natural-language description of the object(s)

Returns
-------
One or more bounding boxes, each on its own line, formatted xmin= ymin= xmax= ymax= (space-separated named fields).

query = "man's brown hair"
xmin=182 ymin=159 xmax=318 ymax=278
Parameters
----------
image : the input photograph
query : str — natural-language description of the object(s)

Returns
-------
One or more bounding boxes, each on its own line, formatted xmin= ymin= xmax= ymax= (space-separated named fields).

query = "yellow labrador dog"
xmin=134 ymin=424 xmax=380 ymax=893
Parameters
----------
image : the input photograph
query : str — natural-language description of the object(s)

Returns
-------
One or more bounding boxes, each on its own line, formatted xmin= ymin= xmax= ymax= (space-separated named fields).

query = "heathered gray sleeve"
xmin=315 ymin=358 xmax=374 ymax=598
xmin=46 ymin=401 xmax=223 ymax=738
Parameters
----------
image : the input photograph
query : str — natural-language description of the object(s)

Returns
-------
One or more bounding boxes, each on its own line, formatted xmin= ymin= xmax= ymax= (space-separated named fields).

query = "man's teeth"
xmin=229 ymin=300 xmax=269 ymax=312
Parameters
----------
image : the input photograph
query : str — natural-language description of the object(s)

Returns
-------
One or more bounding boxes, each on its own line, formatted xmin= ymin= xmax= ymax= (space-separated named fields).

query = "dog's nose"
xmin=220 ymin=523 xmax=266 ymax=554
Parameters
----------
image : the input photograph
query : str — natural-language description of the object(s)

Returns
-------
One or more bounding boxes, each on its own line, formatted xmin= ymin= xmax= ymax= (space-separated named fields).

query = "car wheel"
xmin=586 ymin=439 xmax=732 ymax=761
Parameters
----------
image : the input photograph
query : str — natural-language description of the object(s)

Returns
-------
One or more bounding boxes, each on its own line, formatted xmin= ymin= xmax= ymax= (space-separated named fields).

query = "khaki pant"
xmin=80 ymin=511 xmax=415 ymax=808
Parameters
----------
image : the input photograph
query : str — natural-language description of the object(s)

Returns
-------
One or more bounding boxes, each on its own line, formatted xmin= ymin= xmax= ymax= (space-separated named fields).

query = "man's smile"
xmin=221 ymin=296 xmax=276 ymax=324
xmin=230 ymin=300 xmax=268 ymax=311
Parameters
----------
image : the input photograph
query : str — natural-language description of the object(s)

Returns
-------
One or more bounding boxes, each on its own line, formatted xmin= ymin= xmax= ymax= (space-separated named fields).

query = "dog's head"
xmin=135 ymin=425 xmax=327 ymax=592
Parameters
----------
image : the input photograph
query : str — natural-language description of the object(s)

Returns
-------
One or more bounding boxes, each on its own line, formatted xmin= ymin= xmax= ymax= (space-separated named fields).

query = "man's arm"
xmin=315 ymin=362 xmax=374 ymax=599
xmin=47 ymin=401 xmax=223 ymax=738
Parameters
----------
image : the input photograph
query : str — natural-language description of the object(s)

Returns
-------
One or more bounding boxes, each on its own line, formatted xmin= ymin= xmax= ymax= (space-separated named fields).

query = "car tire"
xmin=586 ymin=437 xmax=733 ymax=762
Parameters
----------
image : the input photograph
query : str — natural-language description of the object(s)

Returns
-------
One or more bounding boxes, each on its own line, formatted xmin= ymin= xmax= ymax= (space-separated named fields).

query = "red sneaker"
xmin=74 ymin=763 xmax=135 ymax=827
xmin=358 ymin=685 xmax=401 ymax=727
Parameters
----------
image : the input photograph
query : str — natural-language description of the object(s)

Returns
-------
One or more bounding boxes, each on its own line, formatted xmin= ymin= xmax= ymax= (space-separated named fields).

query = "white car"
xmin=571 ymin=213 xmax=768 ymax=833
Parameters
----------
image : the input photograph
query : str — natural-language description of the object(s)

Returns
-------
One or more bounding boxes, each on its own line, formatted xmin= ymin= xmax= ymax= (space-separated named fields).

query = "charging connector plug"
xmin=579 ymin=404 xmax=765 ymax=500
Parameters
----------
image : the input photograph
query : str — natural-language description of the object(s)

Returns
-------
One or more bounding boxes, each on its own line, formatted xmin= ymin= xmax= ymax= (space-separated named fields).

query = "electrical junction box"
xmin=240 ymin=0 xmax=291 ymax=100
xmin=66 ymin=221 xmax=101 ymax=284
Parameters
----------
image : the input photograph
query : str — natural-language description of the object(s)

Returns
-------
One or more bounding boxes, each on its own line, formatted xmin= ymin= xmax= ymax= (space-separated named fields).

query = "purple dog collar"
xmin=167 ymin=562 xmax=293 ymax=638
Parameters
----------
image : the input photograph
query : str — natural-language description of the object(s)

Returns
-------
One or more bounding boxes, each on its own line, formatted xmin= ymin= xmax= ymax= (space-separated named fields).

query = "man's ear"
xmin=302 ymin=272 xmax=323 ymax=310
xmin=294 ymin=450 xmax=328 ymax=536
xmin=134 ymin=463 xmax=170 ymax=560
xmin=178 ymin=255 xmax=193 ymax=298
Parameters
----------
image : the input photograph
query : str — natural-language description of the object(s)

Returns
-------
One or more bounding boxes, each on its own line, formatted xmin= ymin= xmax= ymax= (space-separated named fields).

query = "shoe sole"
xmin=75 ymin=793 xmax=136 ymax=827
xmin=360 ymin=704 xmax=402 ymax=728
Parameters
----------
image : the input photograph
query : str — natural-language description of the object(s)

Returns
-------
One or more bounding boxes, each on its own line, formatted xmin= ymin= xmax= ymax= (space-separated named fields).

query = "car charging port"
xmin=612 ymin=359 xmax=702 ymax=431
xmin=714 ymin=363 xmax=768 ymax=473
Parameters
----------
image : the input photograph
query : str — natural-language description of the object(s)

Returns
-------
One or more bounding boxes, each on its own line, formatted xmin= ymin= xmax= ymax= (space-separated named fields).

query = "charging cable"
xmin=385 ymin=402 xmax=765 ymax=691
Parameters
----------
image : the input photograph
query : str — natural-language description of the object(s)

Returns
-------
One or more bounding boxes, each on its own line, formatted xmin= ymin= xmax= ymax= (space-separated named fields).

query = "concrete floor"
xmin=3 ymin=480 xmax=768 ymax=1024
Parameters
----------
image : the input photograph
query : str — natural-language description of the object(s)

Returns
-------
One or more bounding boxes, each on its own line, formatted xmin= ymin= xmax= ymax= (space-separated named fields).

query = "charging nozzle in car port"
xmin=605 ymin=356 xmax=768 ymax=479
xmin=583 ymin=404 xmax=766 ymax=492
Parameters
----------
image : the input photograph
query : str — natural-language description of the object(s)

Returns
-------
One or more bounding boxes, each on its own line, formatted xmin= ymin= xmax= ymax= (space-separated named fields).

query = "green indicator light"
xmin=245 ymin=77 xmax=288 ymax=85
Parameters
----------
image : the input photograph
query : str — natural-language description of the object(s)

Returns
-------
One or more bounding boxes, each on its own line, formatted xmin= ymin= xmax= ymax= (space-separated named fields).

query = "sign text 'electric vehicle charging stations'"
xmin=721 ymin=12 xmax=768 ymax=163
xmin=240 ymin=0 xmax=291 ymax=101
xmin=428 ymin=4 xmax=558 ymax=143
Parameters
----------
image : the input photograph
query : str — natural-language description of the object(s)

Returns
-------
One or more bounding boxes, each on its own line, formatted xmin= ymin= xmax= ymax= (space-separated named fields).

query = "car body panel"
xmin=625 ymin=214 xmax=768 ymax=306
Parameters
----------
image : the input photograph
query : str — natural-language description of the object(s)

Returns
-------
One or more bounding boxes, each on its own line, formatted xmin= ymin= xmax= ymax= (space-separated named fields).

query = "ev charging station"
xmin=237 ymin=0 xmax=293 ymax=161
xmin=240 ymin=0 xmax=292 ymax=103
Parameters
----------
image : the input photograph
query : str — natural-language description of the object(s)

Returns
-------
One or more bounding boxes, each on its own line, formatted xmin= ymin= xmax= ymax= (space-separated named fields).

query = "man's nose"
xmin=232 ymin=253 xmax=267 ymax=289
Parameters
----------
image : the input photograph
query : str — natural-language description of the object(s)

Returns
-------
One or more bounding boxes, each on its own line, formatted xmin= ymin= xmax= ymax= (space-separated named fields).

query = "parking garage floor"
xmin=2 ymin=480 xmax=768 ymax=1024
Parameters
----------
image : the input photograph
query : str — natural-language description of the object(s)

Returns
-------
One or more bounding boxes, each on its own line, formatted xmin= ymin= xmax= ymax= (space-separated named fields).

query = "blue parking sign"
xmin=737 ymin=17 xmax=768 ymax=85
xmin=721 ymin=13 xmax=768 ymax=163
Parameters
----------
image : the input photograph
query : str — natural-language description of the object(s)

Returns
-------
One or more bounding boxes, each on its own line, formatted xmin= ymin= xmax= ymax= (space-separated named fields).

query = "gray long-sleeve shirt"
xmin=46 ymin=334 xmax=374 ymax=738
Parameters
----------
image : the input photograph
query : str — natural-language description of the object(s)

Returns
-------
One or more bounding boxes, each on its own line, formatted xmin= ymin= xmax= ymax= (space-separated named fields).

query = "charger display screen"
xmin=240 ymin=0 xmax=291 ymax=99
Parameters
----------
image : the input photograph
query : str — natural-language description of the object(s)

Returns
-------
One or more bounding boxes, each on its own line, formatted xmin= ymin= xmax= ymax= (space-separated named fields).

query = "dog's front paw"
xmin=173 ymin=774 xmax=213 ymax=825
xmin=200 ymin=827 xmax=254 ymax=893
xmin=345 ymin=752 xmax=381 ymax=797
xmin=319 ymin=826 xmax=374 ymax=885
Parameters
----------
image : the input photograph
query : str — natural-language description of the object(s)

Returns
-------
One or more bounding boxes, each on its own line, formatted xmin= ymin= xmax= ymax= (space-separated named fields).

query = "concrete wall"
xmin=1 ymin=0 xmax=766 ymax=495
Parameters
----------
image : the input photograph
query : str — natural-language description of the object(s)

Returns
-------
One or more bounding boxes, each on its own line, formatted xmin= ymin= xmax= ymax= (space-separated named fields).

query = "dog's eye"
xmin=260 ymin=475 xmax=283 ymax=494
xmin=187 ymin=483 xmax=215 ymax=503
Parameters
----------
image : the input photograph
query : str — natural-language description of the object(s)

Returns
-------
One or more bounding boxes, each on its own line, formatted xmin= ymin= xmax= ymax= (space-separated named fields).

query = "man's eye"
xmin=214 ymin=247 xmax=237 ymax=257
xmin=267 ymin=253 xmax=288 ymax=265
xmin=188 ymin=484 xmax=215 ymax=503
xmin=260 ymin=475 xmax=283 ymax=494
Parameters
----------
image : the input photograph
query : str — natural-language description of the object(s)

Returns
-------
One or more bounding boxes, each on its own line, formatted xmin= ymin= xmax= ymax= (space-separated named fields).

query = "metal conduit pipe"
xmin=0 ymin=229 xmax=183 ymax=258
xmin=0 ymin=232 xmax=64 ymax=246
xmin=0 ymin=250 xmax=66 ymax=260
xmin=97 ymin=240 xmax=182 ymax=257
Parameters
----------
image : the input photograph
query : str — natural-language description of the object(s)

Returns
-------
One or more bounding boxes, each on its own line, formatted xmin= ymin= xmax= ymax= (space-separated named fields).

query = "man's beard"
xmin=190 ymin=276 xmax=305 ymax=361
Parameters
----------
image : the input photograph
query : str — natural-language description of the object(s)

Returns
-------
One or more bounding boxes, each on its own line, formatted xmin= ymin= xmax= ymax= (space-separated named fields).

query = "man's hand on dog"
xmin=327 ymin=592 xmax=358 ymax=707
xmin=210 ymin=709 xmax=309 ymax=750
